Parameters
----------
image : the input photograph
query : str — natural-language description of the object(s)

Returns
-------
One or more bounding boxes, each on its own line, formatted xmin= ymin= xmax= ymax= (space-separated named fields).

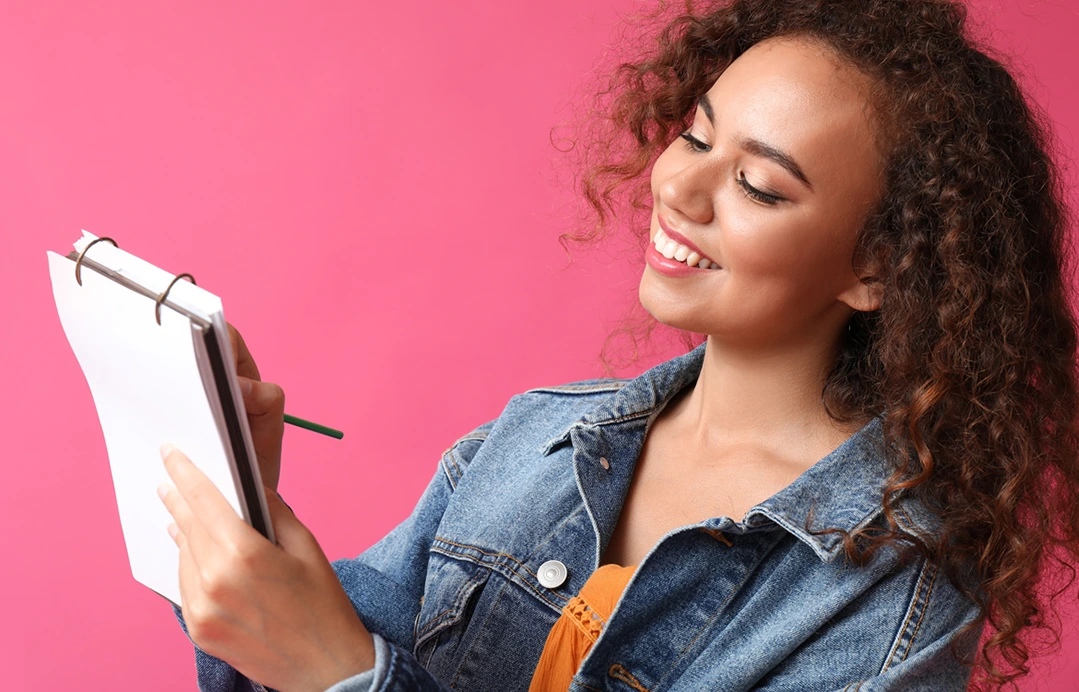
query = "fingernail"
xmin=157 ymin=483 xmax=169 ymax=500
xmin=167 ymin=522 xmax=178 ymax=539
xmin=160 ymin=442 xmax=178 ymax=459
xmin=240 ymin=378 xmax=253 ymax=396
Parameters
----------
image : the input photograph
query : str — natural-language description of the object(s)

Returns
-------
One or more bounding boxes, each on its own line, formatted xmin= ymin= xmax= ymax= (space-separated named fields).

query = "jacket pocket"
xmin=413 ymin=553 xmax=494 ymax=668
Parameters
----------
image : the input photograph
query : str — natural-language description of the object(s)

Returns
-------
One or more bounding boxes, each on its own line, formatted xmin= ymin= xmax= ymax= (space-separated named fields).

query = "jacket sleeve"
xmin=833 ymin=573 xmax=985 ymax=692
xmin=171 ymin=418 xmax=497 ymax=692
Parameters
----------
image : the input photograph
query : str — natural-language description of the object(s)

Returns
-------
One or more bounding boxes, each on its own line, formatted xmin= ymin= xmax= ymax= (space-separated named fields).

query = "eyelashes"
xmin=677 ymin=131 xmax=782 ymax=206
xmin=678 ymin=131 xmax=710 ymax=154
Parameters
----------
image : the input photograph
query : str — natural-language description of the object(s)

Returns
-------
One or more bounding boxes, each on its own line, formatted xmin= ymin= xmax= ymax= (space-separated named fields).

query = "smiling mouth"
xmin=652 ymin=228 xmax=721 ymax=269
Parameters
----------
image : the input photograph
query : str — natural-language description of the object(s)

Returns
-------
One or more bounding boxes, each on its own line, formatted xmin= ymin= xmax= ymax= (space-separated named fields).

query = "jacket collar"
xmin=540 ymin=340 xmax=895 ymax=563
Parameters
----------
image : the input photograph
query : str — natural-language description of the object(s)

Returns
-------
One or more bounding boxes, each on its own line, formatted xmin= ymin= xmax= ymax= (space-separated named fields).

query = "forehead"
xmin=703 ymin=35 xmax=883 ymax=192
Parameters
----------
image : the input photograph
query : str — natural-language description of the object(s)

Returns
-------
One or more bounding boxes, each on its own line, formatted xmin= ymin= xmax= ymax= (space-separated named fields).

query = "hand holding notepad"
xmin=47 ymin=230 xmax=341 ymax=607
xmin=226 ymin=321 xmax=286 ymax=494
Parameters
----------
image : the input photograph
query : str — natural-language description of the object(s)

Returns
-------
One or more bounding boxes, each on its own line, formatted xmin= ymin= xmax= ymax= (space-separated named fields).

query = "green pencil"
xmin=283 ymin=413 xmax=344 ymax=439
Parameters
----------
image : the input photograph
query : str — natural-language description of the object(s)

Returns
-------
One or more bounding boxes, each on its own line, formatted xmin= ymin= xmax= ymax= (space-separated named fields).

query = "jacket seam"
xmin=608 ymin=662 xmax=652 ymax=692
xmin=447 ymin=573 xmax=516 ymax=688
xmin=893 ymin=503 xmax=940 ymax=665
xmin=430 ymin=540 xmax=569 ymax=611
xmin=901 ymin=562 xmax=939 ymax=662
xmin=650 ymin=538 xmax=780 ymax=689
xmin=446 ymin=447 xmax=463 ymax=486
xmin=415 ymin=569 xmax=491 ymax=641
xmin=524 ymin=382 xmax=627 ymax=394
xmin=880 ymin=556 xmax=936 ymax=673
xmin=439 ymin=433 xmax=488 ymax=489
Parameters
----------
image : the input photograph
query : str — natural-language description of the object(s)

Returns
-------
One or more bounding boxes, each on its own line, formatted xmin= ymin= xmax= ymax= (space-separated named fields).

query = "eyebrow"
xmin=697 ymin=93 xmax=814 ymax=191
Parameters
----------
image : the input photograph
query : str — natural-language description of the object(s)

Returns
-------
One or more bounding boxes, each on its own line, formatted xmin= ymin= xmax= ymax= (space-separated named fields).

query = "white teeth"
xmin=653 ymin=229 xmax=720 ymax=269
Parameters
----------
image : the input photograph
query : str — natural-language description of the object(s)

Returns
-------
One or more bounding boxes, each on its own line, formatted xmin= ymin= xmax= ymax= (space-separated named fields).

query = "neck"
xmin=666 ymin=332 xmax=863 ymax=469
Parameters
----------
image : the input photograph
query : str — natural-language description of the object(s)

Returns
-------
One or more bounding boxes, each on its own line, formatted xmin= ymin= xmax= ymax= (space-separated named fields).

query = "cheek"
xmin=723 ymin=214 xmax=847 ymax=298
xmin=723 ymin=213 xmax=804 ymax=276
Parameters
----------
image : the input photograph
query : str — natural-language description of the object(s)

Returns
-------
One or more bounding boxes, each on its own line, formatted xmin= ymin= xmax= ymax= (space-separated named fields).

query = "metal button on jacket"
xmin=538 ymin=560 xmax=568 ymax=588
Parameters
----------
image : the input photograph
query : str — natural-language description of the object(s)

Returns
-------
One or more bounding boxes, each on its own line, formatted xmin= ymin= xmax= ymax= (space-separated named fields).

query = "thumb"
xmin=263 ymin=487 xmax=326 ymax=564
xmin=238 ymin=377 xmax=285 ymax=417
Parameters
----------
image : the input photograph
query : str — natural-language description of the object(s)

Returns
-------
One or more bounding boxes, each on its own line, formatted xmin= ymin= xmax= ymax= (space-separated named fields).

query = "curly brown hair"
xmin=553 ymin=0 xmax=1079 ymax=689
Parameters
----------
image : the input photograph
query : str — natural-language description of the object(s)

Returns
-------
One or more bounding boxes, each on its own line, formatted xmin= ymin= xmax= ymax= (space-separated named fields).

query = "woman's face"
xmin=641 ymin=34 xmax=885 ymax=348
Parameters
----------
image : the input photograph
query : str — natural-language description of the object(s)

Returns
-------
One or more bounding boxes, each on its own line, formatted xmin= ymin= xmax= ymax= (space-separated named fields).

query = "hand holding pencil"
xmin=228 ymin=322 xmax=287 ymax=494
xmin=227 ymin=322 xmax=343 ymax=497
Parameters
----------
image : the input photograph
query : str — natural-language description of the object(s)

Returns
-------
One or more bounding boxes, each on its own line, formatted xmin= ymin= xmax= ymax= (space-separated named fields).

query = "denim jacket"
xmin=172 ymin=340 xmax=984 ymax=691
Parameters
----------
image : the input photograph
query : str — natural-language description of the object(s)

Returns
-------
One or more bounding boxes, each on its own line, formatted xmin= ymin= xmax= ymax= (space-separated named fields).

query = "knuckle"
xmin=267 ymin=382 xmax=285 ymax=407
xmin=186 ymin=599 xmax=222 ymax=644
xmin=199 ymin=565 xmax=234 ymax=601
xmin=227 ymin=537 xmax=263 ymax=570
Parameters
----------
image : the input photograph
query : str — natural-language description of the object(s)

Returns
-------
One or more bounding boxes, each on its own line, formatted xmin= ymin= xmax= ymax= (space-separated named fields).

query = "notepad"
xmin=47 ymin=230 xmax=274 ymax=608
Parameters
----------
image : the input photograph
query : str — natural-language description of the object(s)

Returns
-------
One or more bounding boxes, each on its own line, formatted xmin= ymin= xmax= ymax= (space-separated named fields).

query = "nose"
xmin=658 ymin=156 xmax=721 ymax=225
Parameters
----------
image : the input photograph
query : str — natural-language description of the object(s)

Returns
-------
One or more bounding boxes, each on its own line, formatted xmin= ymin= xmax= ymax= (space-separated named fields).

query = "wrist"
xmin=315 ymin=625 xmax=376 ymax=691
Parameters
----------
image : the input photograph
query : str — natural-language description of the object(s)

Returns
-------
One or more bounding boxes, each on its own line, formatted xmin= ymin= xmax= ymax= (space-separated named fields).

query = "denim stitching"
xmin=448 ymin=570 xmax=515 ymax=689
xmin=430 ymin=543 xmax=568 ymax=611
xmin=525 ymin=383 xmax=627 ymax=394
xmin=439 ymin=433 xmax=489 ymax=459
xmin=418 ymin=571 xmax=486 ymax=638
xmin=432 ymin=536 xmax=575 ymax=602
xmin=608 ymin=663 xmax=651 ymax=691
xmin=415 ymin=570 xmax=490 ymax=641
xmin=433 ymin=537 xmax=548 ymax=581
xmin=415 ymin=575 xmax=485 ymax=648
xmin=881 ymin=557 xmax=932 ymax=673
xmin=446 ymin=447 xmax=463 ymax=485
xmin=439 ymin=434 xmax=488 ymax=488
xmin=592 ymin=409 xmax=659 ymax=427
xmin=439 ymin=452 xmax=459 ymax=492
xmin=893 ymin=502 xmax=941 ymax=663
xmin=651 ymin=537 xmax=781 ymax=689
xmin=901 ymin=562 xmax=939 ymax=662
xmin=894 ymin=504 xmax=927 ymax=546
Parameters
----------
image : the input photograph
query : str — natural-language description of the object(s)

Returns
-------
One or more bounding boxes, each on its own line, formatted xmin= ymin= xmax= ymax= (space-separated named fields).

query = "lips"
xmin=657 ymin=215 xmax=716 ymax=265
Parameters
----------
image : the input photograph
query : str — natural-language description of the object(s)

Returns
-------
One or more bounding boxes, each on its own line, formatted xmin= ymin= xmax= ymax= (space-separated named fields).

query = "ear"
xmin=837 ymin=248 xmax=883 ymax=313
xmin=836 ymin=275 xmax=882 ymax=313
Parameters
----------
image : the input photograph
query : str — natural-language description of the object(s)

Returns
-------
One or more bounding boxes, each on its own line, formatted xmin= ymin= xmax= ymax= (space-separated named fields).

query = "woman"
xmin=159 ymin=0 xmax=1079 ymax=690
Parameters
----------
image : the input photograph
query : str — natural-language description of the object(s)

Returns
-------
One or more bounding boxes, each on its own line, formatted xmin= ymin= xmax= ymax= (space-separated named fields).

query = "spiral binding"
xmin=73 ymin=236 xmax=198 ymax=325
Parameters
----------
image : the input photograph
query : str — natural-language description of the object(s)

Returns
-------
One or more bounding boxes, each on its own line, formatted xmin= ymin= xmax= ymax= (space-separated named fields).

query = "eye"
xmin=737 ymin=172 xmax=782 ymax=206
xmin=679 ymin=131 xmax=710 ymax=153
xmin=679 ymin=131 xmax=784 ymax=206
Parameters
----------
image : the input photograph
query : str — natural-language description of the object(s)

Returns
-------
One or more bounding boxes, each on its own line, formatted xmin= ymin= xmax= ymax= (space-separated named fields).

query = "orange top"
xmin=528 ymin=562 xmax=638 ymax=692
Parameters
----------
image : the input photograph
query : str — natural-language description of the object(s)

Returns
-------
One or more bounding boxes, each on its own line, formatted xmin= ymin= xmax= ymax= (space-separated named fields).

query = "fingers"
xmin=159 ymin=480 xmax=210 ymax=575
xmin=171 ymin=518 xmax=201 ymax=614
xmin=262 ymin=487 xmax=332 ymax=572
xmin=226 ymin=321 xmax=261 ymax=382
xmin=237 ymin=377 xmax=286 ymax=417
xmin=161 ymin=443 xmax=256 ymax=553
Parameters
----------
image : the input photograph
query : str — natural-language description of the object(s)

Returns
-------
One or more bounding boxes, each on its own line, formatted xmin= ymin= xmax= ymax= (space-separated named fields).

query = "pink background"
xmin=2 ymin=1 xmax=1076 ymax=690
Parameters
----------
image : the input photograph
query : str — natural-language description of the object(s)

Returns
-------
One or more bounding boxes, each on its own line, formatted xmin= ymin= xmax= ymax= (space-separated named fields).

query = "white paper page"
xmin=48 ymin=250 xmax=250 ymax=607
xmin=69 ymin=231 xmax=270 ymax=539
